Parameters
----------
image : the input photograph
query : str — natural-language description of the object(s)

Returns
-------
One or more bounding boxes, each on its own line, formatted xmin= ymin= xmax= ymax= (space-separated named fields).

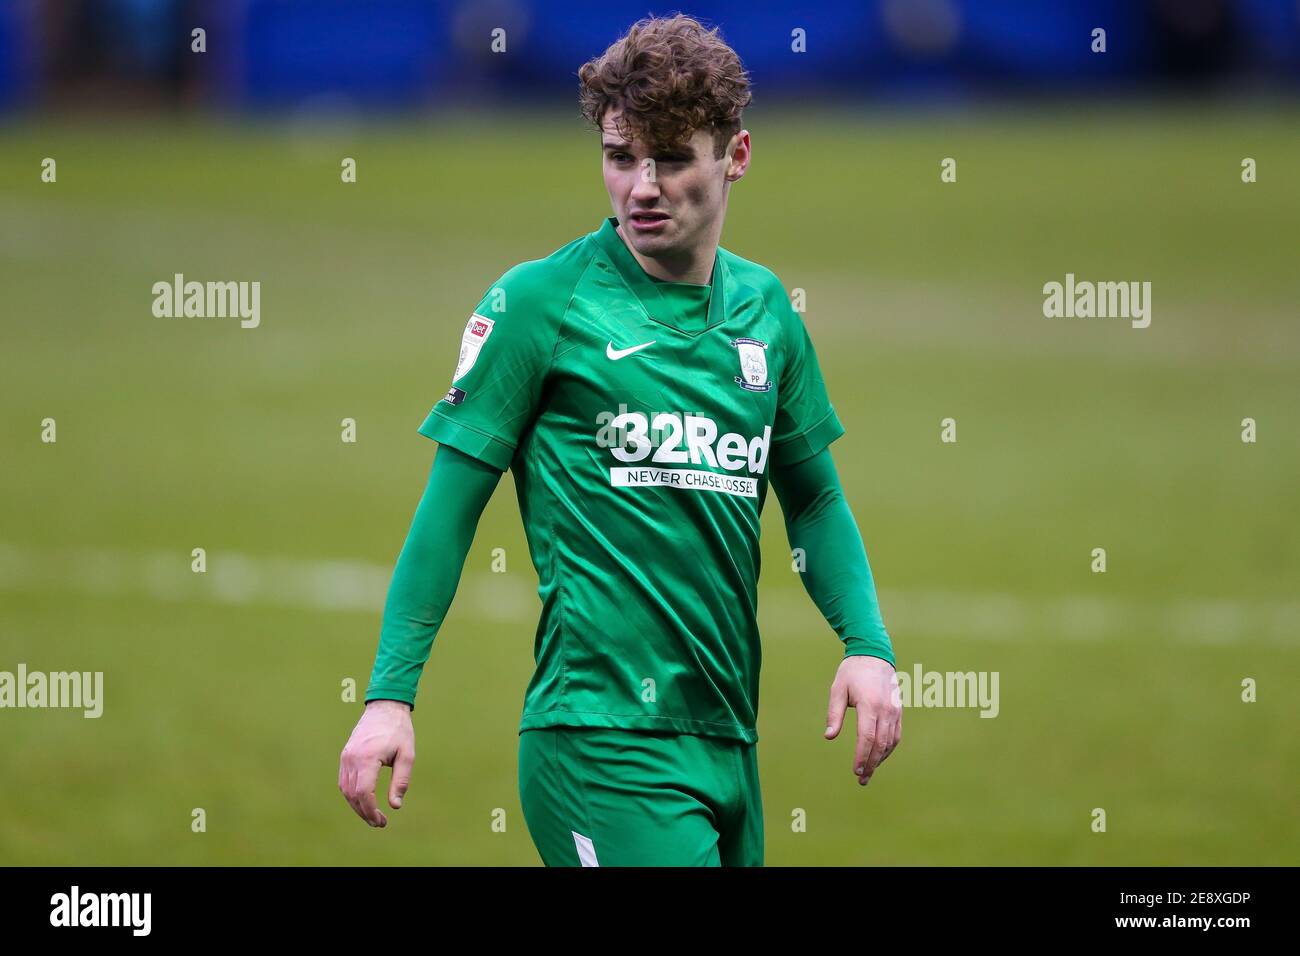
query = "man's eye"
xmin=611 ymin=153 xmax=634 ymax=164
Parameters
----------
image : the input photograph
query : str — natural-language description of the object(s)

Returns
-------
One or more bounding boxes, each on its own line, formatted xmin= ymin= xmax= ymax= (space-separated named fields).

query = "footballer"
xmin=338 ymin=14 xmax=901 ymax=866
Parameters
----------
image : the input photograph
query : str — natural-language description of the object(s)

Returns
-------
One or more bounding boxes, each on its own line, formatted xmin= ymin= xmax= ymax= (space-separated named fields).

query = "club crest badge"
xmin=731 ymin=337 xmax=772 ymax=391
xmin=453 ymin=313 xmax=495 ymax=382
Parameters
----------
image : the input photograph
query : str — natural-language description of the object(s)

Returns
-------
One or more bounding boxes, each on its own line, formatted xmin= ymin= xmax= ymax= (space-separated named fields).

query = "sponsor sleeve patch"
xmin=452 ymin=313 xmax=495 ymax=383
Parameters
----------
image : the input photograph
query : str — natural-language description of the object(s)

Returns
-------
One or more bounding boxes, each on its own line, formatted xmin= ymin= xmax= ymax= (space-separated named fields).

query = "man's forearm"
xmin=771 ymin=447 xmax=895 ymax=667
xmin=364 ymin=444 xmax=503 ymax=708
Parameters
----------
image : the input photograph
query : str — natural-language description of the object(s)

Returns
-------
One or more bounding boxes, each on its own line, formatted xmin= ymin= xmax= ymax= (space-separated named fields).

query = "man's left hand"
xmin=824 ymin=655 xmax=902 ymax=786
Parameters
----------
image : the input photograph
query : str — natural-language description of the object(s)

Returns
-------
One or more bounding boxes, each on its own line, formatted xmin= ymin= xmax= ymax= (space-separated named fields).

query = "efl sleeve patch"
xmin=452 ymin=314 xmax=495 ymax=383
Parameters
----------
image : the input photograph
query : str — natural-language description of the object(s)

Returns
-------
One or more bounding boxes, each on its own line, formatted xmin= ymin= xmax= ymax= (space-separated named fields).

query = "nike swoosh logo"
xmin=606 ymin=340 xmax=656 ymax=361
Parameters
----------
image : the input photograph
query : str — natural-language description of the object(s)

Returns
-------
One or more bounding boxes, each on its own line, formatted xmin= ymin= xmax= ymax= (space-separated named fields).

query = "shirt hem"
xmin=843 ymin=634 xmax=895 ymax=666
xmin=364 ymin=686 xmax=417 ymax=709
xmin=418 ymin=408 xmax=515 ymax=471
xmin=771 ymin=406 xmax=845 ymax=468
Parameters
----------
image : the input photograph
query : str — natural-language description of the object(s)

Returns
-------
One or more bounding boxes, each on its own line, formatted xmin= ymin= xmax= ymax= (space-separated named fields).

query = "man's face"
xmin=600 ymin=107 xmax=747 ymax=261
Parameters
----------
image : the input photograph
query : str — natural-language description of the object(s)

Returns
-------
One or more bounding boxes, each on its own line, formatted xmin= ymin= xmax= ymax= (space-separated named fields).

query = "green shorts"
xmin=518 ymin=726 xmax=764 ymax=867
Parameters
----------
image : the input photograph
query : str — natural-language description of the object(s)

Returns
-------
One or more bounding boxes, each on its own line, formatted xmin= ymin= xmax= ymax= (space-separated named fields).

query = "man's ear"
xmin=726 ymin=130 xmax=751 ymax=181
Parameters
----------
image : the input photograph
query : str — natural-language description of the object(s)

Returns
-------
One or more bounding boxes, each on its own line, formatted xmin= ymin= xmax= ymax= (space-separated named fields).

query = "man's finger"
xmin=825 ymin=679 xmax=848 ymax=739
xmin=340 ymin=759 xmax=357 ymax=807
xmin=862 ymin=713 xmax=890 ymax=783
xmin=388 ymin=747 xmax=415 ymax=810
xmin=854 ymin=705 xmax=878 ymax=782
xmin=876 ymin=719 xmax=899 ymax=766
xmin=342 ymin=763 xmax=369 ymax=823
xmin=885 ymin=714 xmax=902 ymax=758
xmin=354 ymin=760 xmax=388 ymax=827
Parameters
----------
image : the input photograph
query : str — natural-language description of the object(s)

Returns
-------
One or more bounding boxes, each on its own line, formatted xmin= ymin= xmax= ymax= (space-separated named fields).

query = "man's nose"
xmin=630 ymin=159 xmax=661 ymax=202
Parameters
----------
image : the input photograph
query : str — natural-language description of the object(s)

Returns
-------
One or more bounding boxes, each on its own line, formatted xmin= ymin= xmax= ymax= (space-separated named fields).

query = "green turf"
xmin=1 ymin=106 xmax=1297 ymax=864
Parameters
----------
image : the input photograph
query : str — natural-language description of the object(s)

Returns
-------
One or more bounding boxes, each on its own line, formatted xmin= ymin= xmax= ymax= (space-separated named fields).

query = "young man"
xmin=338 ymin=14 xmax=900 ymax=867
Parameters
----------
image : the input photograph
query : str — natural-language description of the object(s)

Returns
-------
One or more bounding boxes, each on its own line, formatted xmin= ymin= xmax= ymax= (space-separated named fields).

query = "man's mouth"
xmin=628 ymin=211 xmax=670 ymax=232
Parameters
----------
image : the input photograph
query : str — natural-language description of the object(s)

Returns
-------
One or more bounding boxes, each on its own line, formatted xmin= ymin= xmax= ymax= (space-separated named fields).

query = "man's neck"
xmin=616 ymin=223 xmax=718 ymax=285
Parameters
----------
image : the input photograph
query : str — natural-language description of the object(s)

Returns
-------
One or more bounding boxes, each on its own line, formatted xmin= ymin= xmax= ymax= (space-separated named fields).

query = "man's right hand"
xmin=339 ymin=699 xmax=415 ymax=828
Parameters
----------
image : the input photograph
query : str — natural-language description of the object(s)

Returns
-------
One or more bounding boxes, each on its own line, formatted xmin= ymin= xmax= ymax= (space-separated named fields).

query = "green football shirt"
xmin=418 ymin=216 xmax=864 ymax=744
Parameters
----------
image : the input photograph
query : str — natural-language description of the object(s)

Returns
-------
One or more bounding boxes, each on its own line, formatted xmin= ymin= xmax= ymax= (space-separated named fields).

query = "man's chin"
xmin=625 ymin=227 xmax=676 ymax=256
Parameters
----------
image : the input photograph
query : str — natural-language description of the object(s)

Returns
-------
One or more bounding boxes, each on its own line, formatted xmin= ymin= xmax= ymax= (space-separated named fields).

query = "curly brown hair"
xmin=578 ymin=14 xmax=752 ymax=158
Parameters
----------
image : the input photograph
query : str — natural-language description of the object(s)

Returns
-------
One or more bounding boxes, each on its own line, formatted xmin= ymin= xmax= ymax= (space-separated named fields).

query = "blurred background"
xmin=1 ymin=0 xmax=1297 ymax=865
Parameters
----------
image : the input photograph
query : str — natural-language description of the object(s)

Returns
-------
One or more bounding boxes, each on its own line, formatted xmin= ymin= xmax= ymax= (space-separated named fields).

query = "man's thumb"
xmin=825 ymin=681 xmax=848 ymax=739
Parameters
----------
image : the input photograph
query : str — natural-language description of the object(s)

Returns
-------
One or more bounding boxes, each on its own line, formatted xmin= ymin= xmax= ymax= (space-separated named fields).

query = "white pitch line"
xmin=0 ymin=542 xmax=1294 ymax=648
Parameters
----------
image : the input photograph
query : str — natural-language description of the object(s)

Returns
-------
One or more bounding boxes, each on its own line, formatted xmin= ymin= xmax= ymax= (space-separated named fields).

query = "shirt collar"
xmin=592 ymin=216 xmax=728 ymax=334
